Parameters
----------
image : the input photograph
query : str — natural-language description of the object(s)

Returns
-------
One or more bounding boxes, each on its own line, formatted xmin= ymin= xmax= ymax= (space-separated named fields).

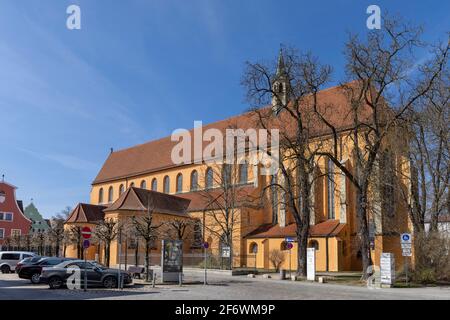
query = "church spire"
xmin=276 ymin=47 xmax=286 ymax=76
xmin=272 ymin=47 xmax=289 ymax=115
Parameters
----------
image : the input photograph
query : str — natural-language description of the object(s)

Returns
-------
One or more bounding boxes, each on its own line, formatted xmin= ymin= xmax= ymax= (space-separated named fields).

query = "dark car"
xmin=15 ymin=256 xmax=42 ymax=274
xmin=18 ymin=257 xmax=73 ymax=284
xmin=40 ymin=260 xmax=132 ymax=289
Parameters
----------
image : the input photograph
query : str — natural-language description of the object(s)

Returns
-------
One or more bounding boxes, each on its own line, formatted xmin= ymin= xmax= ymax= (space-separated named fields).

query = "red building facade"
xmin=0 ymin=181 xmax=32 ymax=247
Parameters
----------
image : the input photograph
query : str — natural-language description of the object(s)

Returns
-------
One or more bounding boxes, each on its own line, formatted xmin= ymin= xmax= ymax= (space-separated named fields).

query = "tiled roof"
xmin=92 ymin=82 xmax=374 ymax=185
xmin=66 ymin=203 xmax=107 ymax=223
xmin=104 ymin=187 xmax=191 ymax=217
xmin=245 ymin=220 xmax=345 ymax=239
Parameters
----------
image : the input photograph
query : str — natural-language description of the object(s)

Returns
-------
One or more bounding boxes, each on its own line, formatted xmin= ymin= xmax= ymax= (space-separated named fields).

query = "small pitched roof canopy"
xmin=66 ymin=203 xmax=106 ymax=223
xmin=245 ymin=220 xmax=345 ymax=239
xmin=104 ymin=187 xmax=191 ymax=217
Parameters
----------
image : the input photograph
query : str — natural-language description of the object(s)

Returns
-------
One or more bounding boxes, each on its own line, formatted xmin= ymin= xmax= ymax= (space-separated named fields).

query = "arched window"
xmin=108 ymin=186 xmax=114 ymax=203
xmin=271 ymin=175 xmax=278 ymax=224
xmin=151 ymin=178 xmax=157 ymax=191
xmin=222 ymin=164 xmax=232 ymax=187
xmin=176 ymin=173 xmax=183 ymax=193
xmin=280 ymin=241 xmax=289 ymax=251
xmin=239 ymin=162 xmax=248 ymax=184
xmin=163 ymin=176 xmax=170 ymax=193
xmin=308 ymin=240 xmax=319 ymax=251
xmin=130 ymin=182 xmax=135 ymax=188
xmin=190 ymin=170 xmax=198 ymax=191
xmin=249 ymin=242 xmax=258 ymax=254
xmin=98 ymin=188 xmax=104 ymax=204
xmin=140 ymin=180 xmax=147 ymax=189
xmin=205 ymin=167 xmax=213 ymax=189
xmin=119 ymin=184 xmax=125 ymax=195
xmin=327 ymin=158 xmax=335 ymax=219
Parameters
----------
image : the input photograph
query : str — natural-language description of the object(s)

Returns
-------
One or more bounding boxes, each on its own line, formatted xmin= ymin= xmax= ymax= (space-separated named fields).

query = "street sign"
xmin=401 ymin=243 xmax=412 ymax=249
xmin=286 ymin=242 xmax=293 ymax=250
xmin=400 ymin=233 xmax=411 ymax=244
xmin=81 ymin=226 xmax=92 ymax=239
xmin=285 ymin=237 xmax=295 ymax=243
xmin=402 ymin=248 xmax=412 ymax=257
xmin=380 ymin=253 xmax=395 ymax=286
xmin=83 ymin=239 xmax=90 ymax=249
xmin=221 ymin=246 xmax=231 ymax=258
xmin=202 ymin=242 xmax=209 ymax=249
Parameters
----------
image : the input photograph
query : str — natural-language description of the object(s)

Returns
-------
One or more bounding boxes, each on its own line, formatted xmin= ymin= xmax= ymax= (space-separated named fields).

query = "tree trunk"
xmin=356 ymin=187 xmax=373 ymax=279
xmin=145 ymin=241 xmax=150 ymax=282
xmin=105 ymin=242 xmax=111 ymax=267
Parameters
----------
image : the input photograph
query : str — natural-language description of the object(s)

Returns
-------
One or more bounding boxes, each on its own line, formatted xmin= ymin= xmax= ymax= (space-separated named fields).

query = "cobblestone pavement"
xmin=0 ymin=272 xmax=449 ymax=300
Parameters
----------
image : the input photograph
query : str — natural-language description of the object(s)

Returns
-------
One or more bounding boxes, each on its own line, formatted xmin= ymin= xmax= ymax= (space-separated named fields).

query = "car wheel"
xmin=103 ymin=276 xmax=117 ymax=289
xmin=48 ymin=276 xmax=63 ymax=289
xmin=1 ymin=265 xmax=11 ymax=274
xmin=31 ymin=273 xmax=41 ymax=284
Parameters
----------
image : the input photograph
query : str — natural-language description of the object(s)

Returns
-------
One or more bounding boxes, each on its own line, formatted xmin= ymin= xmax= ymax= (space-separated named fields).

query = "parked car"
xmin=15 ymin=256 xmax=43 ymax=274
xmin=40 ymin=260 xmax=132 ymax=289
xmin=0 ymin=251 xmax=36 ymax=273
xmin=18 ymin=257 xmax=74 ymax=284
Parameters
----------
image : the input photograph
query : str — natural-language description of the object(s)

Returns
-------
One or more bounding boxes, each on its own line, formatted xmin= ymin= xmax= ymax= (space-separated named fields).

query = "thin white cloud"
xmin=16 ymin=147 xmax=97 ymax=171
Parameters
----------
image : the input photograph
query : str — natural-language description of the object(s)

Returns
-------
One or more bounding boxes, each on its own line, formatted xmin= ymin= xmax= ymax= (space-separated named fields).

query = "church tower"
xmin=271 ymin=48 xmax=290 ymax=115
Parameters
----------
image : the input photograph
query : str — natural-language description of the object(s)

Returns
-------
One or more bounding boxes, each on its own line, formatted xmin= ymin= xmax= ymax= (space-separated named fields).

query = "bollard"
xmin=152 ymin=274 xmax=156 ymax=288
xmin=179 ymin=272 xmax=182 ymax=287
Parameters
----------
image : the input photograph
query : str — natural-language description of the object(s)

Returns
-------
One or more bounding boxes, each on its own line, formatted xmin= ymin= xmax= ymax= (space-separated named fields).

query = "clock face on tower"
xmin=0 ymin=191 xmax=5 ymax=204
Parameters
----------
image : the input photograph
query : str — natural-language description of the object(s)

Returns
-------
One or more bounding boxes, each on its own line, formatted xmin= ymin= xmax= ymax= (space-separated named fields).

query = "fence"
xmin=117 ymin=253 xmax=257 ymax=270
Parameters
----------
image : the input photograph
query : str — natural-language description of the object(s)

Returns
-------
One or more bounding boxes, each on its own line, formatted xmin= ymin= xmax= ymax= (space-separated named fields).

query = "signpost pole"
xmin=84 ymin=247 xmax=87 ymax=292
xmin=118 ymin=228 xmax=122 ymax=290
xmin=203 ymin=242 xmax=208 ymax=285
xmin=289 ymin=249 xmax=292 ymax=279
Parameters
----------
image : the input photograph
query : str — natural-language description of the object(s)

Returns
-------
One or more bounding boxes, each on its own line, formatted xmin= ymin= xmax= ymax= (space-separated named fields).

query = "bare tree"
xmin=242 ymin=46 xmax=331 ymax=276
xmin=199 ymin=161 xmax=246 ymax=270
xmin=67 ymin=226 xmax=83 ymax=259
xmin=167 ymin=218 xmax=193 ymax=241
xmin=311 ymin=16 xmax=448 ymax=278
xmin=48 ymin=218 xmax=65 ymax=257
xmin=94 ymin=218 xmax=119 ymax=267
xmin=131 ymin=195 xmax=162 ymax=281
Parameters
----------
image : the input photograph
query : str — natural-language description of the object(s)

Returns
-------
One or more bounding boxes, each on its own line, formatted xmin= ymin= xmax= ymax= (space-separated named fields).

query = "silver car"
xmin=0 ymin=251 xmax=36 ymax=273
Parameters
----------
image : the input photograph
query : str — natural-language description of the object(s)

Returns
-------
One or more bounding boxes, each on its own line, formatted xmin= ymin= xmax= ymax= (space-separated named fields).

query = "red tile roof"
xmin=66 ymin=203 xmax=107 ymax=223
xmin=92 ymin=82 xmax=374 ymax=185
xmin=245 ymin=220 xmax=345 ymax=239
xmin=104 ymin=187 xmax=191 ymax=217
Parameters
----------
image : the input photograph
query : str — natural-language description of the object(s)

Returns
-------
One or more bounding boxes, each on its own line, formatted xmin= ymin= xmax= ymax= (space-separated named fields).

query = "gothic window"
xmin=327 ymin=158 xmax=335 ymax=219
xmin=190 ymin=170 xmax=199 ymax=191
xmin=163 ymin=176 xmax=170 ymax=193
xmin=98 ymin=188 xmax=104 ymax=204
xmin=271 ymin=175 xmax=278 ymax=224
xmin=108 ymin=186 xmax=114 ymax=203
xmin=140 ymin=180 xmax=147 ymax=189
xmin=151 ymin=178 xmax=157 ymax=191
xmin=239 ymin=162 xmax=248 ymax=184
xmin=176 ymin=173 xmax=183 ymax=193
xmin=222 ymin=164 xmax=232 ymax=187
xmin=119 ymin=184 xmax=125 ymax=195
xmin=205 ymin=167 xmax=213 ymax=189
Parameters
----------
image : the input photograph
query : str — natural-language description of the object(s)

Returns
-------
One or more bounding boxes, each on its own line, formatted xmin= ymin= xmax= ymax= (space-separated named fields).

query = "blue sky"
xmin=0 ymin=0 xmax=448 ymax=218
